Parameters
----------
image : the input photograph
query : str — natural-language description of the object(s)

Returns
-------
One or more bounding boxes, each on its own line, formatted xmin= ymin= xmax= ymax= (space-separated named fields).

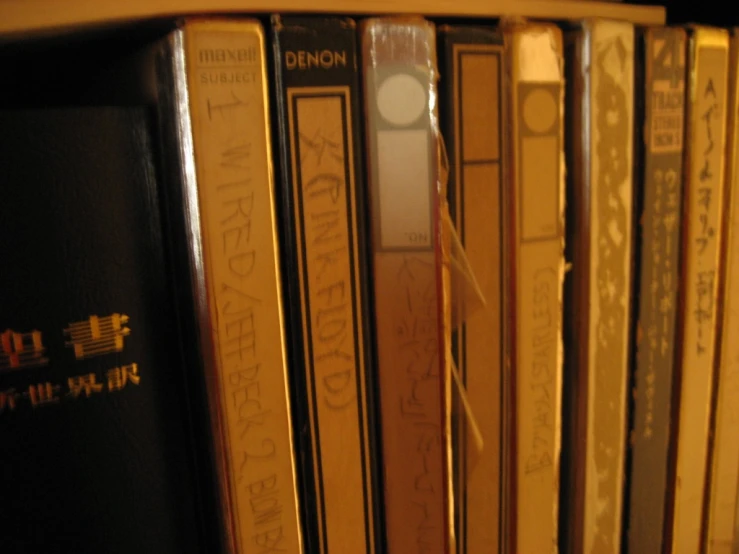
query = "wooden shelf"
xmin=0 ymin=0 xmax=665 ymax=37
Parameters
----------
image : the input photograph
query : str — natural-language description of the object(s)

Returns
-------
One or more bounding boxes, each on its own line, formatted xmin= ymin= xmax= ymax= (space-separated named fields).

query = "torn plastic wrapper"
xmin=438 ymin=134 xmax=488 ymax=331
xmin=437 ymin=127 xmax=485 ymax=467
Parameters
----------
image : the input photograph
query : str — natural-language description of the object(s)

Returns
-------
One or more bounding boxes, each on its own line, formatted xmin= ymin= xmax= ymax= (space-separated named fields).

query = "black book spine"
xmin=270 ymin=15 xmax=382 ymax=554
xmin=0 ymin=107 xmax=203 ymax=554
xmin=625 ymin=26 xmax=687 ymax=554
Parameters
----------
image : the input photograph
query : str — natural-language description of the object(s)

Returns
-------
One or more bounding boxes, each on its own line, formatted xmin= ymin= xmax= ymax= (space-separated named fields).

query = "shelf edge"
xmin=0 ymin=0 xmax=666 ymax=38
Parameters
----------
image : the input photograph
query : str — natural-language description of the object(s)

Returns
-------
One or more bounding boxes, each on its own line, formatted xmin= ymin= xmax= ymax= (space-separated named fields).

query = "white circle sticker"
xmin=377 ymin=73 xmax=427 ymax=126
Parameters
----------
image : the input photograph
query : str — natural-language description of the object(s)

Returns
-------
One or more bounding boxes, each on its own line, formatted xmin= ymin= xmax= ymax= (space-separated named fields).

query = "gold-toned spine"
xmin=448 ymin=37 xmax=504 ymax=554
xmin=182 ymin=18 xmax=303 ymax=554
xmin=705 ymin=27 xmax=739 ymax=554
xmin=577 ymin=19 xmax=635 ymax=554
xmin=285 ymin=84 xmax=376 ymax=553
xmin=671 ymin=25 xmax=729 ymax=554
xmin=503 ymin=20 xmax=565 ymax=554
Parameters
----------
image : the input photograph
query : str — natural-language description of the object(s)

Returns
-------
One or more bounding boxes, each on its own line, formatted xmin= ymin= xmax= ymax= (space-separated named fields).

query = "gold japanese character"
xmin=644 ymin=410 xmax=654 ymax=439
xmin=67 ymin=373 xmax=104 ymax=398
xmin=0 ymin=388 xmax=20 ymax=413
xmin=663 ymin=212 xmax=677 ymax=234
xmin=0 ymin=329 xmax=49 ymax=371
xmin=661 ymin=337 xmax=671 ymax=357
xmin=106 ymin=363 xmax=141 ymax=392
xmin=27 ymin=382 xmax=61 ymax=407
xmin=64 ymin=314 xmax=130 ymax=360
xmin=663 ymin=269 xmax=673 ymax=290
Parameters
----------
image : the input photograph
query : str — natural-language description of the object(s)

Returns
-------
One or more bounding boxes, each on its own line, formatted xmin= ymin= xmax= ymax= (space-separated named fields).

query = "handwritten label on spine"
xmin=516 ymin=65 xmax=563 ymax=554
xmin=287 ymin=88 xmax=373 ymax=553
xmin=628 ymin=28 xmax=685 ymax=554
xmin=187 ymin=25 xmax=302 ymax=554
xmin=365 ymin=43 xmax=446 ymax=552
xmin=584 ymin=23 xmax=634 ymax=554
xmin=370 ymin=251 xmax=444 ymax=554
xmin=672 ymin=34 xmax=728 ymax=554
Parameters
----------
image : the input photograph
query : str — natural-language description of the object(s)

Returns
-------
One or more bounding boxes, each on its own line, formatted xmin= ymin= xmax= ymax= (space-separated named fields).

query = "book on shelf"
xmin=503 ymin=18 xmax=566 ymax=554
xmin=0 ymin=105 xmax=206 ymax=553
xmin=360 ymin=15 xmax=454 ymax=554
xmin=155 ymin=18 xmax=304 ymax=554
xmin=438 ymin=22 xmax=505 ymax=554
xmin=625 ymin=24 xmax=686 ymax=554
xmin=706 ymin=26 xmax=739 ymax=554
xmin=669 ymin=25 xmax=729 ymax=554
xmin=270 ymin=14 xmax=382 ymax=554
xmin=562 ymin=18 xmax=636 ymax=554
